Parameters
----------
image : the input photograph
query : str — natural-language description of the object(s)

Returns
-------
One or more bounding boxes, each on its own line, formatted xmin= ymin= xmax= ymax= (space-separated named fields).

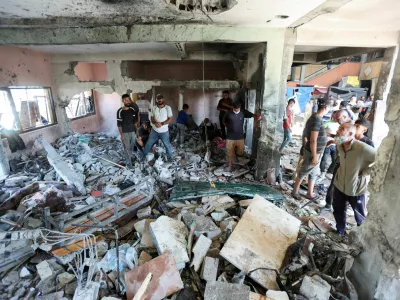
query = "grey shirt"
xmin=303 ymin=114 xmax=327 ymax=153
xmin=334 ymin=139 xmax=376 ymax=196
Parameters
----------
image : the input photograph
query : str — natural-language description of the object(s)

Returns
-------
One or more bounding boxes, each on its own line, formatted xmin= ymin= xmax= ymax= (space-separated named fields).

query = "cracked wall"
xmin=349 ymin=38 xmax=400 ymax=300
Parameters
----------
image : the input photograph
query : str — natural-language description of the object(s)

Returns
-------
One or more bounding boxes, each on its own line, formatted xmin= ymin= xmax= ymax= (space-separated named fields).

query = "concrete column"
xmin=299 ymin=65 xmax=306 ymax=84
xmin=348 ymin=36 xmax=400 ymax=300
xmin=255 ymin=29 xmax=296 ymax=179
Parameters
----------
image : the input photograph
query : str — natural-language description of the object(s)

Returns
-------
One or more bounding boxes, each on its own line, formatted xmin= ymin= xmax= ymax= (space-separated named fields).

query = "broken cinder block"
xmin=204 ymin=281 xmax=250 ymax=300
xmin=149 ymin=216 xmax=189 ymax=269
xmin=182 ymin=212 xmax=222 ymax=240
xmin=299 ymin=275 xmax=331 ymax=300
xmin=201 ymin=257 xmax=219 ymax=282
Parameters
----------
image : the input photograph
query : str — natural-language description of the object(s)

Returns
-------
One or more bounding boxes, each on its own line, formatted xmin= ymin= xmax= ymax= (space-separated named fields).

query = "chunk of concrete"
xmin=201 ymin=257 xmax=219 ymax=282
xmin=36 ymin=260 xmax=54 ymax=281
xmin=134 ymin=219 xmax=146 ymax=234
xmin=137 ymin=206 xmax=151 ymax=219
xmin=2 ymin=270 xmax=19 ymax=285
xmin=125 ymin=252 xmax=184 ymax=300
xmin=299 ymin=275 xmax=331 ymax=300
xmin=140 ymin=219 xmax=156 ymax=249
xmin=36 ymin=291 xmax=64 ymax=300
xmin=220 ymin=195 xmax=301 ymax=290
xmin=204 ymin=281 xmax=250 ymax=300
xmin=73 ymin=281 xmax=100 ymax=300
xmin=5 ymin=176 xmax=29 ymax=187
xmin=149 ymin=216 xmax=189 ymax=269
xmin=190 ymin=234 xmax=212 ymax=272
xmin=265 ymin=290 xmax=290 ymax=300
xmin=20 ymin=267 xmax=31 ymax=278
xmin=38 ymin=137 xmax=86 ymax=194
xmin=182 ymin=212 xmax=222 ymax=240
xmin=138 ymin=251 xmax=152 ymax=266
xmin=57 ymin=272 xmax=75 ymax=289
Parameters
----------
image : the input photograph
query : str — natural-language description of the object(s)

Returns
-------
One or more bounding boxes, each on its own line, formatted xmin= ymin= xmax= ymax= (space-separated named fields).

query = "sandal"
xmin=291 ymin=193 xmax=302 ymax=200
xmin=305 ymin=194 xmax=319 ymax=201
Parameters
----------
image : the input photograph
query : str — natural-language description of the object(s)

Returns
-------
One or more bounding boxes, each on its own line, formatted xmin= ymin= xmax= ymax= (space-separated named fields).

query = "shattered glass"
xmin=169 ymin=182 xmax=284 ymax=204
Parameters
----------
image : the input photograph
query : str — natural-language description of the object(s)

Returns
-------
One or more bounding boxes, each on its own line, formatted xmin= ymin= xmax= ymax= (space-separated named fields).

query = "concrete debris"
xmin=150 ymin=216 xmax=189 ymax=269
xmin=137 ymin=206 xmax=152 ymax=219
xmin=140 ymin=219 xmax=156 ymax=249
xmin=204 ymin=281 xmax=250 ymax=300
xmin=182 ymin=211 xmax=222 ymax=240
xmin=201 ymin=257 xmax=219 ymax=282
xmin=138 ymin=251 xmax=153 ymax=266
xmin=57 ymin=272 xmax=75 ymax=289
xmin=191 ymin=234 xmax=212 ymax=272
xmin=299 ymin=275 xmax=331 ymax=300
xmin=265 ymin=290 xmax=290 ymax=300
xmin=125 ymin=252 xmax=183 ymax=300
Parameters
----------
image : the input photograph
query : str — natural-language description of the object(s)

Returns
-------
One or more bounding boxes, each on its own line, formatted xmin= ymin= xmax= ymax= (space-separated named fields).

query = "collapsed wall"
xmin=349 ymin=46 xmax=400 ymax=299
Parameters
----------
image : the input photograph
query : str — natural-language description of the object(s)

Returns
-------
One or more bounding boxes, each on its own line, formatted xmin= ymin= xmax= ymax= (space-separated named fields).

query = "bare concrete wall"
xmin=0 ymin=46 xmax=63 ymax=148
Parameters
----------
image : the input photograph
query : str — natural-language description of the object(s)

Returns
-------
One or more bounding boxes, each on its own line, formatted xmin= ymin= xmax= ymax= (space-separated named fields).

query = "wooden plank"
xmin=51 ymin=236 xmax=105 ymax=257
xmin=220 ymin=195 xmax=301 ymax=290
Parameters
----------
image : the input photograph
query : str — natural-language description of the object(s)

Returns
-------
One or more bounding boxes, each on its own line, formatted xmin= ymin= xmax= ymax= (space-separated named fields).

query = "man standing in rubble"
xmin=223 ymin=101 xmax=260 ymax=171
xmin=143 ymin=94 xmax=174 ymax=160
xmin=279 ymin=99 xmax=296 ymax=154
xmin=332 ymin=123 xmax=376 ymax=236
xmin=217 ymin=90 xmax=234 ymax=139
xmin=117 ymin=94 xmax=140 ymax=168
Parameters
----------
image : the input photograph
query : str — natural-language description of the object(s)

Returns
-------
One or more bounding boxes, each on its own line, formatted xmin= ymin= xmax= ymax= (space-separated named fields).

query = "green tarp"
xmin=169 ymin=182 xmax=283 ymax=204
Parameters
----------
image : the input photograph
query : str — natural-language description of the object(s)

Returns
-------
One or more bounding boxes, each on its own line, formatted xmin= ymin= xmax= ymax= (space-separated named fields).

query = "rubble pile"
xmin=0 ymin=131 xmax=362 ymax=299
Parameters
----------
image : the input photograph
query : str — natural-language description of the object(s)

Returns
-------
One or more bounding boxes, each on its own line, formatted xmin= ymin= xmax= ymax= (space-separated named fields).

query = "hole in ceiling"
xmin=167 ymin=0 xmax=236 ymax=14
xmin=275 ymin=15 xmax=289 ymax=19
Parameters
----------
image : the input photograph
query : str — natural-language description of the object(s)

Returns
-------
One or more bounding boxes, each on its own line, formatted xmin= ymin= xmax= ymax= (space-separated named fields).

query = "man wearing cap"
xmin=355 ymin=119 xmax=374 ymax=147
xmin=143 ymin=94 xmax=174 ymax=159
xmin=223 ymin=101 xmax=260 ymax=171
xmin=332 ymin=123 xmax=376 ymax=236
xmin=117 ymin=94 xmax=140 ymax=168
xmin=217 ymin=90 xmax=234 ymax=139
xmin=292 ymin=98 xmax=331 ymax=200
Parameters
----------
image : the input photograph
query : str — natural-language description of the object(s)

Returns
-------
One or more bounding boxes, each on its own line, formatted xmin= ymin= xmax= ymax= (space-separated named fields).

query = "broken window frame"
xmin=0 ymin=86 xmax=57 ymax=133
xmin=66 ymin=89 xmax=96 ymax=120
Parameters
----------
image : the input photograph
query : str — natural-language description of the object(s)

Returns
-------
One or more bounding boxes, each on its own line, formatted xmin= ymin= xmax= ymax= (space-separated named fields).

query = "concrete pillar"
xmin=0 ymin=139 xmax=10 ymax=177
xmin=291 ymin=67 xmax=297 ymax=81
xmin=348 ymin=36 xmax=400 ymax=300
xmin=255 ymin=29 xmax=296 ymax=179
xmin=299 ymin=65 xmax=306 ymax=84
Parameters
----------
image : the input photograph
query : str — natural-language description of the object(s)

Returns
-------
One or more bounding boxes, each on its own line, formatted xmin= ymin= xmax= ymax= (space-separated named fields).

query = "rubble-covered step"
xmin=169 ymin=182 xmax=284 ymax=204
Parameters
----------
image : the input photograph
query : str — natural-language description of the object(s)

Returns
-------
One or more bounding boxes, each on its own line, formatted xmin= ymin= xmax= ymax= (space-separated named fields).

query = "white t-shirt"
xmin=150 ymin=104 xmax=173 ymax=133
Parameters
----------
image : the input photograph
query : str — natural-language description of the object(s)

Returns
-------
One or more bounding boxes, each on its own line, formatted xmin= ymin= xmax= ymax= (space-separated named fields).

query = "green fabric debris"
xmin=169 ymin=182 xmax=283 ymax=204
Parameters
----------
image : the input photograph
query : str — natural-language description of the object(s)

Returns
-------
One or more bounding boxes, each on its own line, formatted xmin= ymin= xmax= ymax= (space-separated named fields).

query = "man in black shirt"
xmin=223 ymin=101 xmax=260 ymax=171
xmin=292 ymin=98 xmax=331 ymax=200
xmin=217 ymin=90 xmax=234 ymax=139
xmin=355 ymin=119 xmax=374 ymax=147
xmin=117 ymin=94 xmax=140 ymax=168
xmin=135 ymin=121 xmax=151 ymax=153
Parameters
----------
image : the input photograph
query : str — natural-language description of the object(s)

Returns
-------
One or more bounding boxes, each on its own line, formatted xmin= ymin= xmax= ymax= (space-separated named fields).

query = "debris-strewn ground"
xmin=0 ymin=125 xmax=361 ymax=300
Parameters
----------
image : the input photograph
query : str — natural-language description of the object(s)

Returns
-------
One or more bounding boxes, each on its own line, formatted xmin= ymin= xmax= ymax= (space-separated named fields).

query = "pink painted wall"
xmin=305 ymin=62 xmax=361 ymax=86
xmin=74 ymin=62 xmax=108 ymax=82
xmin=0 ymin=46 xmax=62 ymax=148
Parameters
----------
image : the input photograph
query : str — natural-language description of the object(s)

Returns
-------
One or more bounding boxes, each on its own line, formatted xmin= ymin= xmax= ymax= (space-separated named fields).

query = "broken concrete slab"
xmin=204 ymin=281 xmax=250 ymax=300
xmin=265 ymin=290 xmax=289 ymax=300
xmin=38 ymin=136 xmax=86 ymax=194
xmin=220 ymin=195 xmax=301 ymax=290
xmin=182 ymin=212 xmax=222 ymax=240
xmin=57 ymin=272 xmax=75 ymax=289
xmin=73 ymin=281 xmax=100 ymax=300
xmin=191 ymin=234 xmax=212 ymax=272
xmin=149 ymin=216 xmax=189 ymax=269
xmin=140 ymin=219 xmax=156 ymax=249
xmin=250 ymin=292 xmax=270 ymax=300
xmin=201 ymin=257 xmax=219 ymax=282
xmin=299 ymin=275 xmax=331 ymax=300
xmin=125 ymin=252 xmax=184 ymax=300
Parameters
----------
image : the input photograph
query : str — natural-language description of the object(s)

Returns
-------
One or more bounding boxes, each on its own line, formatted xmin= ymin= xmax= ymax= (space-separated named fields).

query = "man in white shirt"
xmin=143 ymin=94 xmax=174 ymax=159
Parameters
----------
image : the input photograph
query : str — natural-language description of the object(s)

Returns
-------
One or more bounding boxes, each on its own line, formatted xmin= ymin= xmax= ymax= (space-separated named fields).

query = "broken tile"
xmin=204 ymin=281 xmax=250 ymax=300
xmin=125 ymin=252 xmax=183 ymax=300
xmin=220 ymin=195 xmax=301 ymax=290
xmin=150 ymin=216 xmax=189 ymax=269
xmin=201 ymin=257 xmax=219 ymax=282
xmin=299 ymin=275 xmax=331 ymax=300
xmin=191 ymin=234 xmax=212 ymax=272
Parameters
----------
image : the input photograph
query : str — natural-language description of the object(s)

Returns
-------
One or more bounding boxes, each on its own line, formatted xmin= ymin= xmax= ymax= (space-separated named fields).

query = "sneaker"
xmin=319 ymin=206 xmax=332 ymax=213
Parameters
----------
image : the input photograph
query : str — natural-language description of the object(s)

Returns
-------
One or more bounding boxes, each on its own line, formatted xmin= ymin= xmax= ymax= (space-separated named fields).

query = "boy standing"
xmin=176 ymin=104 xmax=189 ymax=147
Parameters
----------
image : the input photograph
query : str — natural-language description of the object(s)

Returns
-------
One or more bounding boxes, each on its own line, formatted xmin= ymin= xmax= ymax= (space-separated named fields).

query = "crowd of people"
xmin=116 ymin=90 xmax=260 ymax=171
xmin=280 ymin=93 xmax=377 ymax=237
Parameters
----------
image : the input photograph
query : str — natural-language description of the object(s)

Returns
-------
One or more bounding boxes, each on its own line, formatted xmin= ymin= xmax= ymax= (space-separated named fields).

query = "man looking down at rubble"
xmin=217 ymin=90 xmax=234 ymax=140
xmin=143 ymin=94 xmax=174 ymax=160
xmin=332 ymin=123 xmax=376 ymax=236
xmin=135 ymin=121 xmax=151 ymax=153
xmin=292 ymin=98 xmax=330 ymax=201
xmin=223 ymin=101 xmax=260 ymax=171
xmin=117 ymin=94 xmax=140 ymax=168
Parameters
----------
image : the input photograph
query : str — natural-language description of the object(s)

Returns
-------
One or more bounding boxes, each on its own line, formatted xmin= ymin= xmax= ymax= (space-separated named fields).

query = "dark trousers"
xmin=320 ymin=145 xmax=336 ymax=174
xmin=332 ymin=186 xmax=366 ymax=234
xmin=325 ymin=160 xmax=340 ymax=207
xmin=219 ymin=115 xmax=226 ymax=139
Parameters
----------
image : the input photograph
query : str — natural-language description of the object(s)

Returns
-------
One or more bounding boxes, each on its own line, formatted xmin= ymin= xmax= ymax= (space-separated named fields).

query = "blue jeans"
xmin=320 ymin=145 xmax=336 ymax=174
xmin=143 ymin=129 xmax=173 ymax=158
xmin=279 ymin=129 xmax=292 ymax=152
